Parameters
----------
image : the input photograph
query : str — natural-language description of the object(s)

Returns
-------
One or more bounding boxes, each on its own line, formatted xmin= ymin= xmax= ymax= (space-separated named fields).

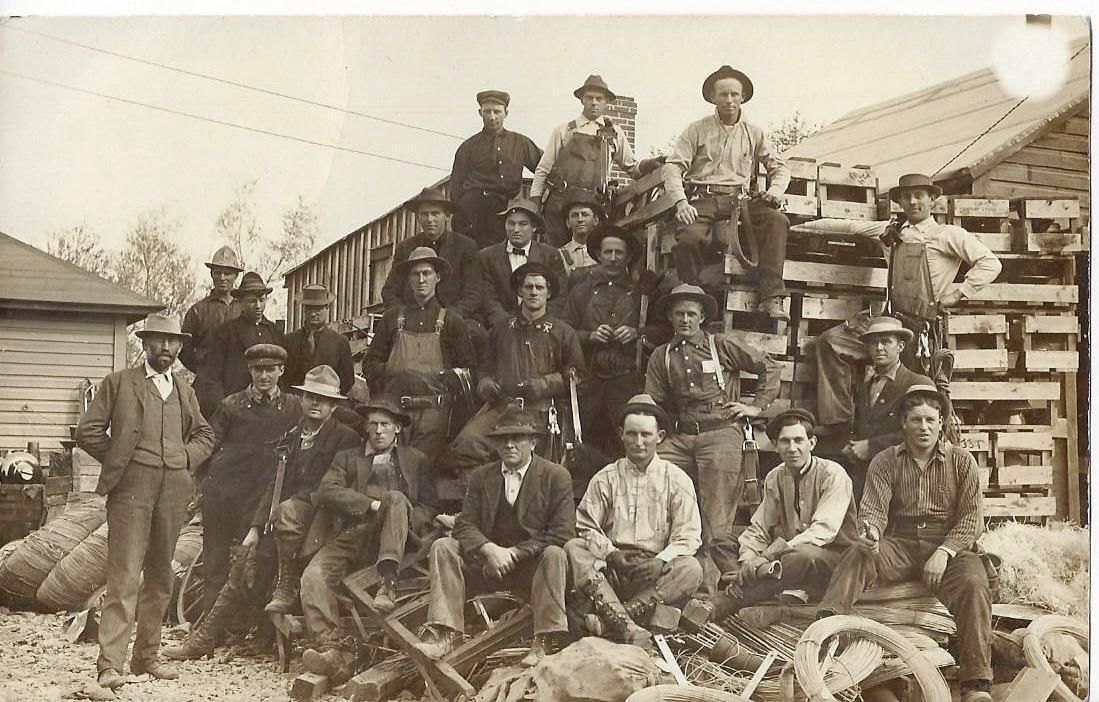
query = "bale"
xmin=35 ymin=521 xmax=109 ymax=612
xmin=981 ymin=521 xmax=1089 ymax=619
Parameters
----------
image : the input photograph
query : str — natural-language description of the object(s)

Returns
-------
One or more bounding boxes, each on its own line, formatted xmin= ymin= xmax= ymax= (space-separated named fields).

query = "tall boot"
xmin=264 ymin=541 xmax=301 ymax=615
xmin=671 ymin=242 xmax=704 ymax=286
xmin=163 ymin=579 xmax=239 ymax=660
xmin=581 ymin=575 xmax=651 ymax=647
xmin=623 ymin=585 xmax=663 ymax=624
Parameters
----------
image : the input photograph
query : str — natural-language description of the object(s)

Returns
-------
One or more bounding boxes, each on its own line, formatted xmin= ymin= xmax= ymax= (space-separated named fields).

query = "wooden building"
xmin=0 ymin=233 xmax=163 ymax=453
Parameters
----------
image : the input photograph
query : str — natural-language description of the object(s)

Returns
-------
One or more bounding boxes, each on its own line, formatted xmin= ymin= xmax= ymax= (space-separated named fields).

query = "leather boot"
xmin=581 ymin=575 xmax=651 ymax=647
xmin=413 ymin=625 xmax=462 ymax=660
xmin=163 ymin=580 xmax=239 ymax=660
xmin=264 ymin=543 xmax=301 ymax=615
xmin=519 ymin=632 xmax=561 ymax=667
xmin=373 ymin=575 xmax=398 ymax=615
xmin=623 ymin=586 xmax=663 ymax=623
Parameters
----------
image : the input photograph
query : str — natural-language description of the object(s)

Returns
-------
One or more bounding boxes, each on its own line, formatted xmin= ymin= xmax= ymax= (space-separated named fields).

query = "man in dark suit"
xmin=416 ymin=408 xmax=574 ymax=668
xmin=477 ymin=197 xmax=568 ymax=329
xmin=297 ymin=397 xmax=439 ymax=682
xmin=76 ymin=314 xmax=215 ymax=690
xmin=284 ymin=284 xmax=355 ymax=394
xmin=200 ymin=271 xmax=285 ymax=414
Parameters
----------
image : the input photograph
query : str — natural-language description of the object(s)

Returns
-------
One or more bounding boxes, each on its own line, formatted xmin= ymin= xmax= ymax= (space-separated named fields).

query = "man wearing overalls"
xmin=644 ymin=284 xmax=781 ymax=596
xmin=662 ymin=65 xmax=792 ymax=320
xmin=814 ymin=174 xmax=1002 ymax=436
xmin=530 ymin=74 xmax=658 ymax=247
xmin=366 ymin=246 xmax=476 ymax=461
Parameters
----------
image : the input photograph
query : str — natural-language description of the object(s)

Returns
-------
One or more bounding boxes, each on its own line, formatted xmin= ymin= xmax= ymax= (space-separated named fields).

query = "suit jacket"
xmin=200 ymin=315 xmax=286 ymax=411
xmin=250 ymin=417 xmax=361 ymax=529
xmin=453 ymin=455 xmax=575 ymax=561
xmin=283 ymin=326 xmax=355 ymax=393
xmin=478 ymin=241 xmax=568 ymax=328
xmin=305 ymin=445 xmax=439 ymax=556
xmin=381 ymin=231 xmax=481 ymax=319
xmin=76 ymin=367 xmax=215 ymax=496
xmin=855 ymin=363 xmax=933 ymax=457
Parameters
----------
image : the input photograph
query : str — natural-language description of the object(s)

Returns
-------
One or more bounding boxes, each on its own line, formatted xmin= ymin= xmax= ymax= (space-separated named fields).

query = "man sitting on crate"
xmin=415 ymin=407 xmax=575 ymax=667
xmin=816 ymin=385 xmax=994 ymax=702
xmin=565 ymin=394 xmax=703 ymax=647
xmin=644 ymin=284 xmax=781 ymax=598
xmin=708 ymin=409 xmax=857 ymax=621
xmin=815 ymin=173 xmax=1002 ymax=437
xmin=297 ymin=396 xmax=439 ymax=683
xmin=662 ymin=65 xmax=792 ymax=320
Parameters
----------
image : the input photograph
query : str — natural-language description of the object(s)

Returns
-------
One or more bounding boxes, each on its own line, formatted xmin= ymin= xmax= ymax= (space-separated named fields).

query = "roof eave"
xmin=0 ymin=298 xmax=165 ymax=325
xmin=965 ymin=93 xmax=1090 ymax=181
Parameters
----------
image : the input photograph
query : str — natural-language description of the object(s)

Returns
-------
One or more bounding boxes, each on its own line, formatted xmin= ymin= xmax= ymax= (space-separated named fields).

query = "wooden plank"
xmin=994 ymin=163 xmax=1089 ymax=192
xmin=726 ymin=257 xmax=888 ymax=289
xmin=0 ymin=351 xmax=113 ymax=367
xmin=799 ymin=296 xmax=868 ymax=321
xmin=949 ymin=314 xmax=1007 ymax=335
xmin=818 ymin=200 xmax=877 ymax=220
xmin=0 ymin=338 xmax=114 ymax=355
xmin=982 ymin=495 xmax=1056 ymax=517
xmin=780 ymin=194 xmax=819 ymax=216
xmin=616 ymin=193 xmax=676 ymax=229
xmin=951 ymin=349 xmax=1008 ymax=370
xmin=291 ymin=672 xmax=329 ymax=700
xmin=816 ymin=163 xmax=876 ymax=187
xmin=997 ymin=431 xmax=1054 ymax=452
xmin=972 ymin=232 xmax=1014 ymax=252
xmin=1018 ymin=199 xmax=1081 ymax=220
xmin=346 ymin=656 xmax=417 ymax=702
xmin=1023 ymin=350 xmax=1079 ymax=371
xmin=957 ymin=432 xmax=991 ymax=453
xmin=996 ymin=465 xmax=1054 ymax=487
xmin=1005 ymin=146 xmax=1089 ymax=172
xmin=968 ymin=284 xmax=1077 ymax=305
xmin=948 ymin=198 xmax=1010 ymax=218
xmin=786 ymin=157 xmax=818 ymax=180
xmin=1030 ymin=132 xmax=1088 ymax=154
xmin=612 ymin=169 xmax=663 ymax=207
xmin=950 ymin=382 xmax=1060 ymax=401
xmin=1023 ymin=315 xmax=1079 ymax=334
xmin=726 ymin=330 xmax=788 ymax=356
xmin=1000 ymin=666 xmax=1059 ymax=702
xmin=0 ymin=387 xmax=82 ymax=402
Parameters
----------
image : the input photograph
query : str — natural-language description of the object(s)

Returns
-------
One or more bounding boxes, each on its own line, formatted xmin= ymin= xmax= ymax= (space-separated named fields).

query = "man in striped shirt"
xmin=817 ymin=385 xmax=993 ymax=702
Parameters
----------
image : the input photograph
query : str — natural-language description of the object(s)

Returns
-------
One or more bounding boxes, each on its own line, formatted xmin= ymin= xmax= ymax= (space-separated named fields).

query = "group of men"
xmin=74 ymin=64 xmax=1002 ymax=702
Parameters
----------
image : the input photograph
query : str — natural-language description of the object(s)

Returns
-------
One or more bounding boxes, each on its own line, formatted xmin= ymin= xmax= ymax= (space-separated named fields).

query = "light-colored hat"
xmin=394 ymin=246 xmax=452 ymax=280
xmin=292 ymin=365 xmax=347 ymax=400
xmin=135 ymin=313 xmax=189 ymax=339
xmin=498 ymin=196 xmax=545 ymax=230
xmin=205 ymin=246 xmax=244 ymax=272
xmin=859 ymin=317 xmax=914 ymax=343
xmin=656 ymin=284 xmax=719 ymax=321
xmin=903 ymin=384 xmax=947 ymax=407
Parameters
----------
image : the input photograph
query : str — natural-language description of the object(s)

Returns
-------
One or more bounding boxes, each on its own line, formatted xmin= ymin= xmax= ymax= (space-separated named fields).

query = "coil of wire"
xmin=625 ymin=684 xmax=750 ymax=702
xmin=1021 ymin=614 xmax=1088 ymax=702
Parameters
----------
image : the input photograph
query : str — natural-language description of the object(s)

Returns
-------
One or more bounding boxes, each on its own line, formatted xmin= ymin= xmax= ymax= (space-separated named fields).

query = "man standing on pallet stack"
xmin=644 ymin=284 xmax=781 ymax=597
xmin=817 ymin=385 xmax=994 ymax=702
xmin=283 ymin=284 xmax=355 ymax=396
xmin=662 ymin=65 xmax=792 ymax=321
xmin=449 ymin=90 xmax=543 ymax=249
xmin=181 ymin=246 xmax=244 ymax=418
xmin=814 ymin=174 xmax=1001 ymax=437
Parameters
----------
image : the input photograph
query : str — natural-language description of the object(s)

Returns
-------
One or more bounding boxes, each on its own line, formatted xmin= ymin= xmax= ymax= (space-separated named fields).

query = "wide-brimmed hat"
xmin=703 ymin=65 xmax=754 ymax=104
xmin=655 ymin=284 xmax=719 ymax=321
xmin=244 ymin=343 xmax=287 ymax=366
xmin=903 ymin=384 xmax=947 ymax=408
xmin=394 ymin=246 xmax=452 ymax=280
xmin=292 ymin=365 xmax=347 ymax=400
xmin=406 ymin=186 xmax=457 ymax=214
xmin=205 ymin=245 xmax=244 ymax=272
xmin=135 ymin=313 xmax=189 ymax=339
xmin=509 ymin=261 xmax=561 ymax=300
xmin=355 ymin=395 xmax=412 ymax=427
xmin=560 ymin=189 xmax=606 ymax=225
xmin=859 ymin=316 xmax=914 ymax=343
xmin=487 ymin=406 xmax=545 ymax=437
xmin=617 ymin=393 xmax=669 ymax=431
xmin=498 ymin=196 xmax=545 ymax=231
xmin=476 ymin=90 xmax=510 ymax=108
xmin=766 ymin=408 xmax=817 ymax=441
xmin=573 ymin=74 xmax=616 ymax=101
xmin=586 ymin=224 xmax=642 ymax=265
xmin=231 ymin=271 xmax=273 ymax=298
xmin=888 ymin=174 xmax=943 ymax=203
xmin=301 ymin=284 xmax=335 ymax=307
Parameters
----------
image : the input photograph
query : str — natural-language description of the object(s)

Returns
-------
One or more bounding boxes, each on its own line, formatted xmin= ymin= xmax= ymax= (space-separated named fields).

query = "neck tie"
xmin=869 ymin=376 xmax=888 ymax=407
xmin=511 ymin=247 xmax=527 ymax=257
xmin=304 ymin=331 xmax=316 ymax=359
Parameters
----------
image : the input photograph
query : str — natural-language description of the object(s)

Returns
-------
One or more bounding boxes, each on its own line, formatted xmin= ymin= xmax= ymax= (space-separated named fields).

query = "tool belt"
xmin=400 ymin=394 xmax=447 ymax=409
xmin=672 ymin=417 xmax=735 ymax=435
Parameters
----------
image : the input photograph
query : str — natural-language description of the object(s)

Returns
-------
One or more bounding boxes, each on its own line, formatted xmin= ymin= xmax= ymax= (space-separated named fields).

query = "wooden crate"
xmin=778 ymin=157 xmax=820 ymax=217
xmin=0 ymin=483 xmax=46 ymax=546
xmin=816 ymin=163 xmax=878 ymax=220
xmin=72 ymin=447 xmax=101 ymax=493
xmin=1013 ymin=314 xmax=1080 ymax=373
xmin=1012 ymin=198 xmax=1087 ymax=253
xmin=992 ymin=430 xmax=1055 ymax=491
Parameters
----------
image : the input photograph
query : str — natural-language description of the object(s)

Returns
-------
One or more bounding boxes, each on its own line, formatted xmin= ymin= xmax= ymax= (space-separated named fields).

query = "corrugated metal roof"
xmin=0 ymin=232 xmax=164 ymax=321
xmin=786 ymin=37 xmax=1090 ymax=190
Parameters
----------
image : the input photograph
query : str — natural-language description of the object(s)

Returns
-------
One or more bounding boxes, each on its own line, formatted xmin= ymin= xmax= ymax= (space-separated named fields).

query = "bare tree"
xmin=214 ymin=180 xmax=265 ymax=274
xmin=768 ymin=110 xmax=823 ymax=154
xmin=46 ymin=223 xmax=112 ymax=279
xmin=263 ymin=195 xmax=318 ymax=284
xmin=112 ymin=208 xmax=198 ymax=318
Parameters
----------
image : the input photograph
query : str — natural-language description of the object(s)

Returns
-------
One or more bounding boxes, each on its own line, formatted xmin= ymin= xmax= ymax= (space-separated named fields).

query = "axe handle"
xmin=266 ymin=453 xmax=288 ymax=531
xmin=568 ymin=368 xmax=583 ymax=445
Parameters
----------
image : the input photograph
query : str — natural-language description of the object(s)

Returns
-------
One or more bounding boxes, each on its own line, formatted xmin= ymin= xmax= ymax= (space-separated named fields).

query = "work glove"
xmin=638 ymin=156 xmax=666 ymax=176
xmin=477 ymin=377 xmax=501 ymax=402
xmin=632 ymin=557 xmax=671 ymax=583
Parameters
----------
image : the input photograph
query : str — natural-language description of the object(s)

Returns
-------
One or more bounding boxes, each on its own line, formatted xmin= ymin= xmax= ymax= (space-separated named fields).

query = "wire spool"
xmin=626 ymin=684 xmax=750 ymax=702
xmin=35 ymin=521 xmax=109 ymax=612
xmin=171 ymin=524 xmax=203 ymax=581
xmin=795 ymin=615 xmax=950 ymax=702
xmin=0 ymin=539 xmax=23 ymax=572
xmin=1022 ymin=614 xmax=1088 ymax=702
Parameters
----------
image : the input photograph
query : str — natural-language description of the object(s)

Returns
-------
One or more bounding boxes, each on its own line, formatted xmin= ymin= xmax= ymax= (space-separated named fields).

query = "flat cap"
xmin=476 ymin=90 xmax=510 ymax=108
xmin=245 ymin=343 xmax=287 ymax=366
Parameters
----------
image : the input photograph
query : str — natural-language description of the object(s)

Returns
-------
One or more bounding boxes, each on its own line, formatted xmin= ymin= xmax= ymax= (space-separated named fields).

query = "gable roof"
xmin=785 ymin=36 xmax=1090 ymax=190
xmin=0 ymin=232 xmax=164 ymax=322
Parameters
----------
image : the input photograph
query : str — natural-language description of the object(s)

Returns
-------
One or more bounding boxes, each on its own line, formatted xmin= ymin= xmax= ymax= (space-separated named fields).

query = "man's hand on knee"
xmin=922 ymin=549 xmax=949 ymax=591
xmin=633 ymin=557 xmax=671 ymax=583
xmin=675 ymin=200 xmax=699 ymax=225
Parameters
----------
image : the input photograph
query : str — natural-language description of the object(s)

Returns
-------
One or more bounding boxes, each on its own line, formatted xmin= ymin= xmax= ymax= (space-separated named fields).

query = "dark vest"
xmin=131 ymin=379 xmax=188 ymax=470
xmin=492 ymin=488 xmax=528 ymax=548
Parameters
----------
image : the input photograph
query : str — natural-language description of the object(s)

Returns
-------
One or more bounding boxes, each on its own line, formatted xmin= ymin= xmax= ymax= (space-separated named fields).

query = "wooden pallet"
xmin=816 ymin=163 xmax=878 ymax=220
xmin=1013 ymin=314 xmax=1080 ymax=372
xmin=1013 ymin=198 xmax=1086 ymax=254
xmin=775 ymin=156 xmax=820 ymax=217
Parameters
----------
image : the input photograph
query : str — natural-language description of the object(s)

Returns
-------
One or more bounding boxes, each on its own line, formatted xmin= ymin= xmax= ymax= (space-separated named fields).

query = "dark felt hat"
xmin=487 ymin=406 xmax=544 ymax=437
xmin=509 ymin=261 xmax=561 ymax=301
xmin=586 ymin=224 xmax=642 ymax=265
xmin=394 ymin=246 xmax=452 ymax=280
xmin=702 ymin=65 xmax=754 ymax=104
xmin=244 ymin=343 xmax=287 ymax=366
xmin=406 ymin=186 xmax=457 ymax=214
xmin=617 ymin=393 xmax=670 ymax=431
xmin=766 ymin=407 xmax=818 ymax=441
xmin=476 ymin=90 xmax=510 ymax=108
xmin=355 ymin=395 xmax=412 ymax=427
xmin=574 ymin=74 xmax=617 ymax=102
xmin=888 ymin=174 xmax=943 ymax=203
xmin=655 ymin=284 xmax=719 ymax=322
xmin=560 ymin=189 xmax=606 ymax=225
xmin=231 ymin=271 xmax=273 ymax=298
xmin=301 ymin=284 xmax=335 ymax=307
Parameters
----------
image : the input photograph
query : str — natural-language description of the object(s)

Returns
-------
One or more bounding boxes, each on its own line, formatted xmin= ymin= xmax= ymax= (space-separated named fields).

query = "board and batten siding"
xmin=0 ymin=309 xmax=127 ymax=452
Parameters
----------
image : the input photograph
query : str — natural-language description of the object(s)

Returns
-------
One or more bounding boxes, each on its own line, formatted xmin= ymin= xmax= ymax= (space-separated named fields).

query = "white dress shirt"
xmin=508 ymin=241 xmax=532 ymax=272
xmin=144 ymin=362 xmax=174 ymax=401
xmin=500 ymin=456 xmax=532 ymax=505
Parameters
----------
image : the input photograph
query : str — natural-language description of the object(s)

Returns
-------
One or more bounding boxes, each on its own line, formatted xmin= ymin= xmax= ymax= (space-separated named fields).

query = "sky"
xmin=0 ymin=12 xmax=1090 ymax=284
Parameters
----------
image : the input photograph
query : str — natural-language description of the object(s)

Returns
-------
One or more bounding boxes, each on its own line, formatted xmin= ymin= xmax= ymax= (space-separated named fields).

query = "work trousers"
xmin=658 ymin=426 xmax=744 ymax=596
xmin=579 ymin=373 xmax=639 ymax=459
xmin=405 ymin=405 xmax=450 ymax=462
xmin=540 ymin=190 xmax=577 ymax=248
xmin=819 ymin=536 xmax=992 ymax=683
xmin=273 ymin=494 xmax=315 ymax=557
xmin=672 ymin=197 xmax=789 ymax=301
xmin=201 ymin=485 xmax=257 ymax=613
xmin=564 ymin=539 xmax=703 ymax=606
xmin=815 ymin=311 xmax=874 ymax=427
xmin=426 ymin=537 xmax=568 ymax=636
xmin=457 ymin=189 xmax=509 ymax=250
xmin=299 ymin=490 xmax=414 ymax=639
xmin=98 ymin=464 xmax=192 ymax=673
xmin=739 ymin=544 xmax=844 ymax=605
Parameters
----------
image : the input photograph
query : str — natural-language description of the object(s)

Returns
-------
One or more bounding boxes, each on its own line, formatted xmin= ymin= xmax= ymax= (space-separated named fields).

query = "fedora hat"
xmin=888 ymin=174 xmax=943 ymax=203
xmin=498 ymin=196 xmax=545 ymax=231
xmin=205 ymin=245 xmax=244 ymax=272
xmin=406 ymin=186 xmax=457 ymax=214
xmin=703 ymin=65 xmax=754 ymax=104
xmin=509 ymin=261 xmax=561 ymax=300
xmin=573 ymin=74 xmax=616 ymax=102
xmin=292 ymin=364 xmax=347 ymax=400
xmin=394 ymin=246 xmax=452 ymax=280
xmin=765 ymin=407 xmax=818 ymax=441
xmin=655 ymin=284 xmax=719 ymax=322
xmin=231 ymin=271 xmax=273 ymax=298
xmin=617 ymin=393 xmax=670 ymax=431
xmin=560 ymin=189 xmax=606 ymax=225
xmin=244 ymin=343 xmax=287 ymax=366
xmin=476 ymin=90 xmax=510 ymax=108
xmin=355 ymin=395 xmax=412 ymax=427
xmin=586 ymin=224 xmax=642 ymax=265
xmin=135 ymin=313 xmax=189 ymax=339
xmin=859 ymin=316 xmax=914 ymax=343
xmin=487 ymin=406 xmax=544 ymax=437
xmin=301 ymin=284 xmax=335 ymax=307
xmin=903 ymin=383 xmax=947 ymax=407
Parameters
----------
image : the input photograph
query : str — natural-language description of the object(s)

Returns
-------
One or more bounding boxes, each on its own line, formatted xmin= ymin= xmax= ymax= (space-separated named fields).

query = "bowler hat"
xmin=903 ymin=384 xmax=947 ymax=407
xmin=703 ymin=65 xmax=754 ymax=104
xmin=135 ymin=313 xmax=190 ymax=339
xmin=655 ymin=284 xmax=719 ymax=322
xmin=205 ymin=245 xmax=244 ymax=272
xmin=586 ymin=224 xmax=642 ymax=265
xmin=476 ymin=90 xmax=510 ymax=108
xmin=859 ymin=316 xmax=914 ymax=343
xmin=394 ymin=246 xmax=452 ymax=280
xmin=509 ymin=261 xmax=561 ymax=300
xmin=292 ymin=365 xmax=347 ymax=400
xmin=617 ymin=393 xmax=670 ymax=431
xmin=244 ymin=343 xmax=287 ymax=366
xmin=487 ymin=407 xmax=544 ymax=437
xmin=888 ymin=174 xmax=943 ymax=203
xmin=498 ymin=196 xmax=545 ymax=231
xmin=573 ymin=74 xmax=617 ymax=102
xmin=560 ymin=189 xmax=606 ymax=225
xmin=766 ymin=407 xmax=818 ymax=441
xmin=301 ymin=284 xmax=335 ymax=307
xmin=355 ymin=395 xmax=412 ymax=427
xmin=231 ymin=271 xmax=273 ymax=298
xmin=406 ymin=186 xmax=457 ymax=214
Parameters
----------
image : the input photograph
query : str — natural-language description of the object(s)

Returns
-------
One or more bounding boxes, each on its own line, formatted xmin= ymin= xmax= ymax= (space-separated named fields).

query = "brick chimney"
xmin=605 ymin=95 xmax=638 ymax=183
